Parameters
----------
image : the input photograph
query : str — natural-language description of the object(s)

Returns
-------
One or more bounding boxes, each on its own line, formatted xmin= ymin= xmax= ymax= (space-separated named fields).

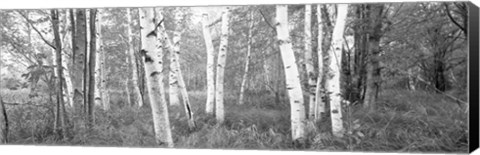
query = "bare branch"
xmin=17 ymin=11 xmax=57 ymax=50
xmin=257 ymin=9 xmax=277 ymax=35
xmin=207 ymin=16 xmax=222 ymax=27
xmin=444 ymin=3 xmax=466 ymax=34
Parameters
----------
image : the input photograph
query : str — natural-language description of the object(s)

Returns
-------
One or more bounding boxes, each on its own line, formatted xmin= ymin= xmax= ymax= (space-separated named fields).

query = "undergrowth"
xmin=2 ymin=88 xmax=469 ymax=153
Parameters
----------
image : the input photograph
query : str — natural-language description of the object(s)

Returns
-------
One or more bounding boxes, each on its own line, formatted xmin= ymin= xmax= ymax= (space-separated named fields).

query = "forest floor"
xmin=1 ymin=88 xmax=469 ymax=153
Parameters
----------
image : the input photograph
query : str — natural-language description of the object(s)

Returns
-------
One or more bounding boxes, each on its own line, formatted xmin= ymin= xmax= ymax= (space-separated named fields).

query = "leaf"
xmin=356 ymin=131 xmax=365 ymax=138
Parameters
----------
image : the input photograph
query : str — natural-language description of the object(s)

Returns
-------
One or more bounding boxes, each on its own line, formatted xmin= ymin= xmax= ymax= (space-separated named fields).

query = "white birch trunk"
xmin=158 ymin=9 xmax=196 ymax=129
xmin=238 ymin=10 xmax=254 ymax=105
xmin=139 ymin=8 xmax=173 ymax=147
xmin=59 ymin=10 xmax=74 ymax=109
xmin=314 ymin=4 xmax=326 ymax=121
xmin=275 ymin=5 xmax=307 ymax=143
xmin=167 ymin=9 xmax=180 ymax=106
xmin=168 ymin=38 xmax=180 ymax=106
xmin=304 ymin=5 xmax=316 ymax=120
xmin=94 ymin=9 xmax=103 ymax=107
xmin=408 ymin=68 xmax=416 ymax=90
xmin=202 ymin=13 xmax=216 ymax=115
xmin=126 ymin=8 xmax=145 ymax=108
xmin=215 ymin=7 xmax=230 ymax=124
xmin=172 ymin=10 xmax=196 ymax=129
xmin=326 ymin=4 xmax=348 ymax=138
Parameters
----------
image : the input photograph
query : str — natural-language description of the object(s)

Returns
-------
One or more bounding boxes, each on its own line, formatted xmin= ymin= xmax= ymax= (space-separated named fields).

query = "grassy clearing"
xmin=2 ymin=88 xmax=468 ymax=153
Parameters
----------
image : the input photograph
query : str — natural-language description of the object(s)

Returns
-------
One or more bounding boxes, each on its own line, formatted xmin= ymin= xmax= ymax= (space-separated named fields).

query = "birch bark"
xmin=215 ymin=7 xmax=231 ymax=124
xmin=275 ymin=5 xmax=307 ymax=143
xmin=139 ymin=8 xmax=174 ymax=147
xmin=326 ymin=4 xmax=348 ymax=138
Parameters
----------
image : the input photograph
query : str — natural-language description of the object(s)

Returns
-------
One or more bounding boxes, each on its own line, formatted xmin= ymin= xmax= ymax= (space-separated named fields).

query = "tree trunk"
xmin=168 ymin=46 xmax=180 ymax=106
xmin=171 ymin=9 xmax=196 ymax=130
xmin=363 ymin=4 xmax=384 ymax=112
xmin=72 ymin=9 xmax=87 ymax=112
xmin=215 ymin=7 xmax=231 ymax=124
xmin=87 ymin=9 xmax=98 ymax=128
xmin=52 ymin=9 xmax=68 ymax=140
xmin=408 ymin=68 xmax=416 ymax=90
xmin=238 ymin=10 xmax=254 ymax=105
xmin=100 ymin=34 xmax=109 ymax=111
xmin=275 ymin=5 xmax=307 ymax=145
xmin=83 ymin=9 xmax=90 ymax=115
xmin=94 ymin=9 xmax=103 ymax=108
xmin=314 ymin=4 xmax=326 ymax=121
xmin=0 ymin=96 xmax=8 ymax=143
xmin=202 ymin=13 xmax=216 ymax=115
xmin=304 ymin=5 xmax=316 ymax=120
xmin=139 ymin=8 xmax=174 ymax=147
xmin=58 ymin=11 xmax=73 ymax=110
xmin=126 ymin=8 xmax=145 ymax=108
xmin=326 ymin=4 xmax=348 ymax=138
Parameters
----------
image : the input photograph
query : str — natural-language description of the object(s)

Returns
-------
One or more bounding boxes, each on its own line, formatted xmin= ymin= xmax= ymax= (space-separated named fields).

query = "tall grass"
xmin=1 ymin=88 xmax=468 ymax=153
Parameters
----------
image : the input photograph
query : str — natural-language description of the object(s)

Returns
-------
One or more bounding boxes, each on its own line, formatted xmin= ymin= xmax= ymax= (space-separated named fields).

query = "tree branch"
xmin=207 ymin=16 xmax=222 ymax=27
xmin=444 ymin=3 xmax=465 ymax=34
xmin=17 ymin=11 xmax=57 ymax=50
xmin=257 ymin=9 xmax=277 ymax=35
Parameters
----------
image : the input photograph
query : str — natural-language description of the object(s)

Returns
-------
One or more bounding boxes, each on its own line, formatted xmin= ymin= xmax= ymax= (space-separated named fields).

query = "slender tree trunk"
xmin=408 ymin=68 xmax=416 ymax=90
xmin=168 ymin=48 xmax=180 ymax=106
xmin=170 ymin=9 xmax=196 ymax=130
xmin=326 ymin=4 xmax=348 ymax=138
xmin=99 ymin=10 xmax=109 ymax=111
xmin=94 ymin=9 xmax=103 ymax=107
xmin=83 ymin=9 xmax=90 ymax=115
xmin=363 ymin=4 xmax=383 ymax=112
xmin=238 ymin=10 xmax=254 ymax=105
xmin=87 ymin=9 xmax=98 ymax=128
xmin=314 ymin=4 xmax=326 ymax=121
xmin=100 ymin=35 xmax=109 ymax=110
xmin=139 ymin=8 xmax=174 ymax=147
xmin=63 ymin=42 xmax=74 ymax=109
xmin=52 ymin=9 xmax=67 ymax=140
xmin=126 ymin=8 xmax=145 ymax=108
xmin=275 ymin=5 xmax=307 ymax=145
xmin=0 ymin=96 xmax=8 ymax=143
xmin=202 ymin=13 xmax=216 ymax=115
xmin=72 ymin=9 xmax=87 ymax=113
xmin=215 ymin=7 xmax=231 ymax=124
xmin=125 ymin=80 xmax=132 ymax=107
xmin=58 ymin=11 xmax=73 ymax=109
xmin=304 ymin=5 xmax=317 ymax=120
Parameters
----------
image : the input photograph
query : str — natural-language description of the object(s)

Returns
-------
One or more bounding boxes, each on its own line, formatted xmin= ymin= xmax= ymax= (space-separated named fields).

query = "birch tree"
xmin=275 ymin=5 xmax=307 ymax=144
xmin=215 ymin=7 xmax=231 ymax=124
xmin=59 ymin=11 xmax=74 ymax=109
xmin=314 ymin=4 xmax=326 ymax=121
xmin=363 ymin=4 xmax=384 ymax=112
xmin=72 ymin=9 xmax=87 ymax=110
xmin=52 ymin=9 xmax=68 ymax=140
xmin=0 ymin=96 xmax=8 ymax=144
xmin=326 ymin=4 xmax=348 ymax=138
xmin=168 ymin=38 xmax=180 ymax=106
xmin=238 ymin=10 xmax=254 ymax=105
xmin=139 ymin=7 xmax=173 ymax=147
xmin=94 ymin=9 xmax=103 ymax=107
xmin=171 ymin=9 xmax=196 ymax=129
xmin=202 ymin=13 xmax=216 ymax=115
xmin=87 ymin=9 xmax=98 ymax=127
xmin=126 ymin=8 xmax=144 ymax=108
xmin=408 ymin=68 xmax=416 ymax=90
xmin=304 ymin=5 xmax=317 ymax=119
